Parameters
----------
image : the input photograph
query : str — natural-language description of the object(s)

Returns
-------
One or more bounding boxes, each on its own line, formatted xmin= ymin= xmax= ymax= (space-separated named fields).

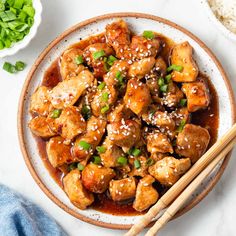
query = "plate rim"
xmin=17 ymin=12 xmax=236 ymax=230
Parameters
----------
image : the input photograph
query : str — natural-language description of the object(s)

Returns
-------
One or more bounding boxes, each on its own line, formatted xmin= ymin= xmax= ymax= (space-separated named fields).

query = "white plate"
xmin=18 ymin=13 xmax=236 ymax=229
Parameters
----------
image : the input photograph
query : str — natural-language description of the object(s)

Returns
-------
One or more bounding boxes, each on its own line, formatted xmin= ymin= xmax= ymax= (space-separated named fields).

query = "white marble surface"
xmin=0 ymin=0 xmax=235 ymax=235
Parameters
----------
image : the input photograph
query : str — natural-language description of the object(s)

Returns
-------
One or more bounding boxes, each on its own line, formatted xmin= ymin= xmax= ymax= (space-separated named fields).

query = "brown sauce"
xmin=36 ymin=32 xmax=219 ymax=216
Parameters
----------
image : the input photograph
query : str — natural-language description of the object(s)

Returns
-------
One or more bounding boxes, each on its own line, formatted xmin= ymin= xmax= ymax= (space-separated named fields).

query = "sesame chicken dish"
xmin=28 ymin=20 xmax=219 ymax=214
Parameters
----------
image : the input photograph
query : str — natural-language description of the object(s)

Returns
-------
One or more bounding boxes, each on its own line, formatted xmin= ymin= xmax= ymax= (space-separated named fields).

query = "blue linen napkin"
xmin=0 ymin=184 xmax=67 ymax=236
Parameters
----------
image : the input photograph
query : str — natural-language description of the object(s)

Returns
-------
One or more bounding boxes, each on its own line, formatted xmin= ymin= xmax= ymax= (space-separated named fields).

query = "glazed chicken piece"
xmin=30 ymin=86 xmax=52 ymax=116
xmin=170 ymin=41 xmax=199 ymax=82
xmin=130 ymin=35 xmax=161 ymax=59
xmin=182 ymin=79 xmax=210 ymax=112
xmin=175 ymin=124 xmax=210 ymax=163
xmin=107 ymin=119 xmax=141 ymax=150
xmin=28 ymin=116 xmax=56 ymax=138
xmin=150 ymin=152 xmax=167 ymax=162
xmin=148 ymin=156 xmax=191 ymax=186
xmin=129 ymin=156 xmax=149 ymax=177
xmin=155 ymin=56 xmax=167 ymax=76
xmin=171 ymin=107 xmax=191 ymax=126
xmin=103 ymin=60 xmax=130 ymax=87
xmin=100 ymin=138 xmax=125 ymax=168
xmin=107 ymin=102 xmax=133 ymax=123
xmin=124 ymin=78 xmax=151 ymax=115
xmin=133 ymin=175 xmax=159 ymax=212
xmin=51 ymin=106 xmax=86 ymax=143
xmin=82 ymin=163 xmax=115 ymax=193
xmin=91 ymin=85 xmax=117 ymax=117
xmin=147 ymin=131 xmax=174 ymax=154
xmin=128 ymin=57 xmax=155 ymax=79
xmin=63 ymin=169 xmax=94 ymax=210
xmin=49 ymin=70 xmax=94 ymax=109
xmin=46 ymin=136 xmax=74 ymax=168
xmin=109 ymin=177 xmax=136 ymax=201
xmin=83 ymin=43 xmax=114 ymax=78
xmin=72 ymin=116 xmax=107 ymax=162
xmin=152 ymin=111 xmax=176 ymax=133
xmin=105 ymin=20 xmax=131 ymax=59
xmin=60 ymin=48 xmax=85 ymax=80
xmin=162 ymin=81 xmax=184 ymax=108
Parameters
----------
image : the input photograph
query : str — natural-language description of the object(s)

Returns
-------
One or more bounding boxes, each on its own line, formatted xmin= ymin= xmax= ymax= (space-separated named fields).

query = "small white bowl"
xmin=202 ymin=0 xmax=236 ymax=42
xmin=0 ymin=0 xmax=42 ymax=58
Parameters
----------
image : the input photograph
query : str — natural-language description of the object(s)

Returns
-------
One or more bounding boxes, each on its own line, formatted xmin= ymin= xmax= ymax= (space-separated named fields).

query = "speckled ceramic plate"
xmin=18 ymin=13 xmax=236 ymax=229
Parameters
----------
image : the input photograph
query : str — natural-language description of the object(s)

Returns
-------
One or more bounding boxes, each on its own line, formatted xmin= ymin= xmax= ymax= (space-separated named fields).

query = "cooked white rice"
xmin=208 ymin=0 xmax=236 ymax=34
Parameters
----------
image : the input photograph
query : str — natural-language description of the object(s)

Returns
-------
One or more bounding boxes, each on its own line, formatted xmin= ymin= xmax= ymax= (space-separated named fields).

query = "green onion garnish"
xmin=134 ymin=159 xmax=141 ymax=169
xmin=158 ymin=77 xmax=165 ymax=86
xmin=117 ymin=156 xmax=128 ymax=165
xmin=0 ymin=0 xmax=35 ymax=50
xmin=79 ymin=140 xmax=91 ymax=150
xmin=96 ymin=146 xmax=106 ymax=154
xmin=93 ymin=50 xmax=105 ymax=60
xmin=77 ymin=163 xmax=85 ymax=171
xmin=92 ymin=156 xmax=101 ymax=165
xmin=68 ymin=163 xmax=77 ymax=171
xmin=129 ymin=148 xmax=141 ymax=157
xmin=160 ymin=84 xmax=168 ymax=93
xmin=101 ymin=92 xmax=109 ymax=102
xmin=81 ymin=104 xmax=91 ymax=120
xmin=177 ymin=120 xmax=186 ymax=132
xmin=146 ymin=158 xmax=154 ymax=166
xmin=101 ymin=104 xmax=109 ymax=114
xmin=167 ymin=64 xmax=184 ymax=72
xmin=97 ymin=82 xmax=106 ymax=90
xmin=116 ymin=71 xmax=125 ymax=88
xmin=165 ymin=74 xmax=172 ymax=83
xmin=179 ymin=98 xmax=187 ymax=107
xmin=143 ymin=30 xmax=155 ymax=39
xmin=75 ymin=55 xmax=84 ymax=65
xmin=15 ymin=61 xmax=26 ymax=71
xmin=107 ymin=55 xmax=117 ymax=66
xmin=3 ymin=62 xmax=16 ymax=73
xmin=50 ymin=109 xmax=62 ymax=119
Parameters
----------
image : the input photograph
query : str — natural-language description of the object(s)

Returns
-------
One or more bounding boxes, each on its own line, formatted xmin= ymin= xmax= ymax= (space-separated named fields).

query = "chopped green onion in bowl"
xmin=0 ymin=0 xmax=35 ymax=50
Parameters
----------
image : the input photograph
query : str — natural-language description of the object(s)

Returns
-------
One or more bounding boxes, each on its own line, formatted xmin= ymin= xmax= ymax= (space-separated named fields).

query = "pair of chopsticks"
xmin=125 ymin=123 xmax=236 ymax=236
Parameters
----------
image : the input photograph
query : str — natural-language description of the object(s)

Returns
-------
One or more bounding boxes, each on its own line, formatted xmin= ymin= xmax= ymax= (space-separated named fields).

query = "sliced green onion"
xmin=75 ymin=55 xmax=84 ymax=65
xmin=13 ymin=0 xmax=24 ymax=9
xmin=160 ymin=84 xmax=168 ymax=93
xmin=3 ymin=62 xmax=16 ymax=73
xmin=93 ymin=50 xmax=105 ymax=60
xmin=177 ymin=120 xmax=186 ymax=132
xmin=96 ymin=146 xmax=106 ymax=154
xmin=158 ymin=77 xmax=165 ymax=86
xmin=92 ymin=156 xmax=101 ymax=165
xmin=101 ymin=104 xmax=109 ymax=114
xmin=179 ymin=98 xmax=187 ymax=107
xmin=117 ymin=156 xmax=128 ymax=165
xmin=77 ymin=163 xmax=85 ymax=171
xmin=79 ymin=140 xmax=91 ymax=150
xmin=15 ymin=61 xmax=26 ymax=71
xmin=134 ymin=159 xmax=141 ymax=169
xmin=165 ymin=74 xmax=172 ymax=83
xmin=81 ymin=104 xmax=91 ymax=120
xmin=107 ymin=55 xmax=117 ymax=66
xmin=143 ymin=30 xmax=155 ymax=39
xmin=98 ymin=82 xmax=106 ymax=90
xmin=167 ymin=64 xmax=183 ymax=72
xmin=50 ymin=109 xmax=62 ymax=119
xmin=101 ymin=92 xmax=109 ymax=102
xmin=116 ymin=71 xmax=125 ymax=88
xmin=146 ymin=158 xmax=154 ymax=166
xmin=68 ymin=163 xmax=77 ymax=171
xmin=22 ymin=5 xmax=35 ymax=17
xmin=0 ymin=10 xmax=16 ymax=22
xmin=132 ymin=148 xmax=141 ymax=157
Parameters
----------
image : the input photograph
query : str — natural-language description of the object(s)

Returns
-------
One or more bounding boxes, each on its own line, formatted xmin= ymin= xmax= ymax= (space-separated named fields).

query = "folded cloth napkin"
xmin=0 ymin=184 xmax=67 ymax=236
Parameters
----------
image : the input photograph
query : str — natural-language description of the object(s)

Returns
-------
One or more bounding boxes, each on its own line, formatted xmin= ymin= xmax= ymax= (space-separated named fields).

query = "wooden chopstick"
xmin=145 ymin=137 xmax=236 ymax=236
xmin=125 ymin=123 xmax=236 ymax=236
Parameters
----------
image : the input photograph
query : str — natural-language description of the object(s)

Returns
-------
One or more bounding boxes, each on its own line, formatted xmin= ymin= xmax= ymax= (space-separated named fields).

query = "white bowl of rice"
xmin=202 ymin=0 xmax=236 ymax=42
